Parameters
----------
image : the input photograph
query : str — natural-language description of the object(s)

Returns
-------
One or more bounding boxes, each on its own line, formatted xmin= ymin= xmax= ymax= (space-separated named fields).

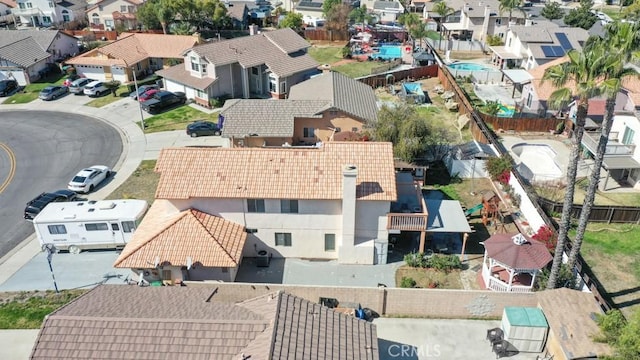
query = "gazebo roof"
xmin=483 ymin=233 xmax=552 ymax=270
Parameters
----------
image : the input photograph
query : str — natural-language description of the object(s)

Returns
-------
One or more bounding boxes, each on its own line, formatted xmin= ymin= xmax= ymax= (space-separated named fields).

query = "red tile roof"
xmin=154 ymin=142 xmax=397 ymax=201
xmin=114 ymin=200 xmax=247 ymax=268
xmin=483 ymin=233 xmax=552 ymax=270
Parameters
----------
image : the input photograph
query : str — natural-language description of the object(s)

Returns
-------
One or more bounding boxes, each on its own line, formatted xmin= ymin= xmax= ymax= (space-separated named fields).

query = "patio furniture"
xmin=492 ymin=340 xmax=510 ymax=359
xmin=486 ymin=327 xmax=504 ymax=345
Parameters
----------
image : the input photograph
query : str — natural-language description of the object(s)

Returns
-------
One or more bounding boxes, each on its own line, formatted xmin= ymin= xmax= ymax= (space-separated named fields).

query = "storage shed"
xmin=501 ymin=307 xmax=548 ymax=353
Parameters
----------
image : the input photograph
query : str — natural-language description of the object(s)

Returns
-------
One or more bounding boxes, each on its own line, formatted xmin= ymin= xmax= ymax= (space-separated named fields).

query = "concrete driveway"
xmin=375 ymin=318 xmax=542 ymax=360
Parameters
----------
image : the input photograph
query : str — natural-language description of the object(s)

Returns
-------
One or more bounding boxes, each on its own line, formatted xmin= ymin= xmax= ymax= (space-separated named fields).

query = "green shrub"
xmin=404 ymin=252 xmax=426 ymax=267
xmin=209 ymin=94 xmax=230 ymax=108
xmin=485 ymin=155 xmax=513 ymax=181
xmin=400 ymin=276 xmax=417 ymax=288
xmin=426 ymin=254 xmax=462 ymax=272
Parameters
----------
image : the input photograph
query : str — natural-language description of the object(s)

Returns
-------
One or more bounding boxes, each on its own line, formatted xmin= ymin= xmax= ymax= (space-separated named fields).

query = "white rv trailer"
xmin=33 ymin=199 xmax=148 ymax=254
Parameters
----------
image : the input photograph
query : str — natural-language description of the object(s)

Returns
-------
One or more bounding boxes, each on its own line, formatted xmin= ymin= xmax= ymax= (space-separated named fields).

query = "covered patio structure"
xmin=489 ymin=46 xmax=523 ymax=69
xmin=501 ymin=69 xmax=533 ymax=99
xmin=425 ymin=199 xmax=473 ymax=259
xmin=480 ymin=233 xmax=552 ymax=293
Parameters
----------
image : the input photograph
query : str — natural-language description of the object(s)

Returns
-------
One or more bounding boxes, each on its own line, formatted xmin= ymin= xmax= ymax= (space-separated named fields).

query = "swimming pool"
xmin=370 ymin=45 xmax=402 ymax=60
xmin=447 ymin=62 xmax=495 ymax=71
xmin=511 ymin=143 xmax=563 ymax=182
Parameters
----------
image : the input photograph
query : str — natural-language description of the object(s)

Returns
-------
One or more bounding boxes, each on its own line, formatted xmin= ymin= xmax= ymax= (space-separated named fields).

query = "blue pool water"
xmin=403 ymin=82 xmax=423 ymax=94
xmin=447 ymin=62 xmax=494 ymax=71
xmin=498 ymin=104 xmax=516 ymax=117
xmin=370 ymin=45 xmax=402 ymax=60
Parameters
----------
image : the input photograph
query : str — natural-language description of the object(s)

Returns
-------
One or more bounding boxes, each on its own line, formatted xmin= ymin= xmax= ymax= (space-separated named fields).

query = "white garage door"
xmin=0 ymin=70 xmax=27 ymax=86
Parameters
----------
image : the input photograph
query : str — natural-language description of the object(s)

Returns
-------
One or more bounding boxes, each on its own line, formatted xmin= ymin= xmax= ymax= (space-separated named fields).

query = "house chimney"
xmin=249 ymin=24 xmax=259 ymax=36
xmin=342 ymin=164 xmax=358 ymax=247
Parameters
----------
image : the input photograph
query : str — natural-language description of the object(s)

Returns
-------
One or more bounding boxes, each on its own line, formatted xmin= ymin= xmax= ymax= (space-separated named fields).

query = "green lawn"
xmin=334 ymin=61 xmax=385 ymax=78
xmin=601 ymin=7 xmax=622 ymax=21
xmin=144 ymin=106 xmax=219 ymax=133
xmin=0 ymin=290 xmax=85 ymax=329
xmin=85 ymin=85 xmax=130 ymax=108
xmin=308 ymin=46 xmax=344 ymax=65
xmin=426 ymin=30 xmax=442 ymax=41
xmin=1 ymin=74 xmax=65 ymax=104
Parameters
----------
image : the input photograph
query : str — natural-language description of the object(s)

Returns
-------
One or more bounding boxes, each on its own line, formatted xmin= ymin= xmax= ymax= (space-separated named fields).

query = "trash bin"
xmin=256 ymin=250 xmax=269 ymax=267
xmin=155 ymin=79 xmax=164 ymax=89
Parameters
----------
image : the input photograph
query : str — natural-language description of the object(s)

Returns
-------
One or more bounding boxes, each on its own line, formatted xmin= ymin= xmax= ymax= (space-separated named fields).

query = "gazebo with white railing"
xmin=481 ymin=233 xmax=552 ymax=293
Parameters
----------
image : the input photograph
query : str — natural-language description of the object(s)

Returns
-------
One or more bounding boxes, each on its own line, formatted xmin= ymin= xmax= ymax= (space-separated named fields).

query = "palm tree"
xmin=433 ymin=1 xmax=453 ymax=51
xmin=499 ymin=0 xmax=523 ymax=25
xmin=567 ymin=22 xmax=640 ymax=270
xmin=543 ymin=49 xmax=606 ymax=289
xmin=399 ymin=12 xmax=421 ymax=49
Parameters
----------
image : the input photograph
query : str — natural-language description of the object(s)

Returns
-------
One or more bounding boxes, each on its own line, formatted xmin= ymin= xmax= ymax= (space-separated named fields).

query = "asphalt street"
xmin=0 ymin=110 xmax=123 ymax=258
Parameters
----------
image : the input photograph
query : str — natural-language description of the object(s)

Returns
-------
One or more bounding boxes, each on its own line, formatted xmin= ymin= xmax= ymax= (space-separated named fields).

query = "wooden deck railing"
xmin=387 ymin=213 xmax=428 ymax=231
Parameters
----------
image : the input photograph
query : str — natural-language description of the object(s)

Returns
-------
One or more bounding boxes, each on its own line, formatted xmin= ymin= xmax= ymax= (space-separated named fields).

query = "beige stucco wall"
xmin=294 ymin=111 xmax=365 ymax=144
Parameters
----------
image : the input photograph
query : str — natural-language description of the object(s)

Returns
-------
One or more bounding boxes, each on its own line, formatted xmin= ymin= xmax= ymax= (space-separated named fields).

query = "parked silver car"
xmin=83 ymin=81 xmax=109 ymax=97
xmin=69 ymin=78 xmax=93 ymax=94
xmin=39 ymin=85 xmax=68 ymax=101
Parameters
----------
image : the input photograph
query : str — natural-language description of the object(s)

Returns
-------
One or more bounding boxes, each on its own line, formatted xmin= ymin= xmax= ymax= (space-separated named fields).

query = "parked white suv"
xmin=83 ymin=81 xmax=109 ymax=97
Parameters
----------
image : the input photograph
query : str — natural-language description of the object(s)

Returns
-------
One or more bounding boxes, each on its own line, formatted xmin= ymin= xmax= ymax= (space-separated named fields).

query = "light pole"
xmin=43 ymin=244 xmax=59 ymax=293
xmin=130 ymin=64 xmax=145 ymax=131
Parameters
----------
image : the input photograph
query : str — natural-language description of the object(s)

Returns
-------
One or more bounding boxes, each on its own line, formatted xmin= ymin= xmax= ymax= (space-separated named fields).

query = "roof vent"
xmin=99 ymin=202 xmax=116 ymax=210
xmin=512 ymin=233 xmax=528 ymax=246
xmin=88 ymin=200 xmax=97 ymax=205
xmin=88 ymin=208 xmax=95 ymax=212
xmin=63 ymin=214 xmax=76 ymax=219
xmin=77 ymin=202 xmax=85 ymax=206
xmin=346 ymin=164 xmax=357 ymax=170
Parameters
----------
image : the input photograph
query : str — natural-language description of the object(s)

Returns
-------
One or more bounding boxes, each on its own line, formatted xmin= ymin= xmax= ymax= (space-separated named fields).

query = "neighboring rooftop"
xmin=189 ymin=28 xmax=318 ymax=77
xmin=154 ymin=142 xmax=397 ymax=201
xmin=65 ymin=33 xmax=198 ymax=67
xmin=0 ymin=37 xmax=51 ymax=67
xmin=113 ymin=199 xmax=247 ymax=269
xmin=288 ymin=71 xmax=379 ymax=122
xmin=537 ymin=288 xmax=611 ymax=359
xmin=30 ymin=285 xmax=379 ymax=360
xmin=0 ymin=29 xmax=72 ymax=52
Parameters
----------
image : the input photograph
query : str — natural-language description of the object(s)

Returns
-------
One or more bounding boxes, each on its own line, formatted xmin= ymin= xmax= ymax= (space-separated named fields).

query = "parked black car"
xmin=0 ymin=79 xmax=17 ymax=97
xmin=24 ymin=190 xmax=78 ymax=220
xmin=186 ymin=121 xmax=221 ymax=137
xmin=141 ymin=91 xmax=186 ymax=114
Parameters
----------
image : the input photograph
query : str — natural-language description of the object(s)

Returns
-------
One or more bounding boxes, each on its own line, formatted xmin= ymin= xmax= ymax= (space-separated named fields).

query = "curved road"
xmin=0 ymin=110 xmax=123 ymax=258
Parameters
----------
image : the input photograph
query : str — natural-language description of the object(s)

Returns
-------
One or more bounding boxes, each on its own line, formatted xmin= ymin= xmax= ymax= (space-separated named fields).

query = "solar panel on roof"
xmin=541 ymin=45 xmax=565 ymax=58
xmin=555 ymin=33 xmax=573 ymax=51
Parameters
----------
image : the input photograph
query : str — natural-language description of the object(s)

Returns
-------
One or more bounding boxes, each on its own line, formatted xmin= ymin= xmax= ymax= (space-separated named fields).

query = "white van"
xmin=33 ymin=199 xmax=148 ymax=254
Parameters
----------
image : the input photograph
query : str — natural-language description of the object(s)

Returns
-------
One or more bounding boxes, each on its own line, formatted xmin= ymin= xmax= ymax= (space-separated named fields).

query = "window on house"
xmin=622 ymin=127 xmax=635 ymax=145
xmin=202 ymin=64 xmax=207 ymax=74
xmin=526 ymin=93 xmax=532 ymax=108
xmin=251 ymin=67 xmax=259 ymax=75
xmin=85 ymin=223 xmax=109 ymax=231
xmin=48 ymin=225 xmax=67 ymax=235
xmin=19 ymin=3 xmax=25 ymax=9
xmin=303 ymin=127 xmax=315 ymax=138
xmin=122 ymin=221 xmax=135 ymax=233
xmin=120 ymin=5 xmax=127 ymax=12
xmin=196 ymin=89 xmax=206 ymax=98
xmin=92 ymin=14 xmax=100 ymax=25
xmin=111 ymin=223 xmax=120 ymax=231
xmin=48 ymin=1 xmax=54 ymax=7
xmin=280 ymin=81 xmax=286 ymax=94
xmin=190 ymin=57 xmax=200 ymax=72
xmin=26 ymin=2 xmax=33 ymax=8
xmin=280 ymin=200 xmax=298 ymax=213
xmin=247 ymin=199 xmax=265 ymax=213
xmin=495 ymin=18 xmax=502 ymax=25
xmin=275 ymin=232 xmax=292 ymax=246
xmin=128 ymin=6 xmax=135 ymax=13
xmin=63 ymin=14 xmax=70 ymax=21
xmin=42 ymin=16 xmax=52 ymax=23
xmin=324 ymin=234 xmax=336 ymax=251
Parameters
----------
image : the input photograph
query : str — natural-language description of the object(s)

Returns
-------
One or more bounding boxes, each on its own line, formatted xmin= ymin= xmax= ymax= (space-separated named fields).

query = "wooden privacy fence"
xmin=432 ymin=53 xmax=614 ymax=312
xmin=478 ymin=113 xmax=567 ymax=133
xmin=538 ymin=198 xmax=640 ymax=224
xmin=304 ymin=28 xmax=349 ymax=42
xmin=358 ymin=64 xmax=439 ymax=88
xmin=63 ymin=30 xmax=118 ymax=41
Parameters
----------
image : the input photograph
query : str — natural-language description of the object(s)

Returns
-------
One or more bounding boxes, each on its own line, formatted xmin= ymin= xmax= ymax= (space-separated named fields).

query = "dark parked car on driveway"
xmin=0 ymin=79 xmax=18 ymax=96
xmin=39 ymin=85 xmax=68 ymax=100
xmin=186 ymin=121 xmax=221 ymax=137
xmin=141 ymin=91 xmax=186 ymax=114
xmin=24 ymin=189 xmax=78 ymax=220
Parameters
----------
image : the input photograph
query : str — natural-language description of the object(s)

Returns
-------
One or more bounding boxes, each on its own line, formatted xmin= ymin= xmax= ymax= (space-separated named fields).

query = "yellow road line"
xmin=0 ymin=142 xmax=16 ymax=194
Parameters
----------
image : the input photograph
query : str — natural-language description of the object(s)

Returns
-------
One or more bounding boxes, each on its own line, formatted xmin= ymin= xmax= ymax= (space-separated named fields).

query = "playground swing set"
xmin=465 ymin=190 xmax=508 ymax=232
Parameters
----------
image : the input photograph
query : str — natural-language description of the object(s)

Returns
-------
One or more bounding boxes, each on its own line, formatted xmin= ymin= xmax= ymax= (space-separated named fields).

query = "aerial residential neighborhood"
xmin=1 ymin=0 xmax=640 ymax=359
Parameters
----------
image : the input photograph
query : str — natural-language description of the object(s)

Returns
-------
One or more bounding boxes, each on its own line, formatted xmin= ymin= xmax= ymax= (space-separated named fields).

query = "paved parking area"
xmin=375 ymin=318 xmax=542 ymax=360
xmin=236 ymin=257 xmax=402 ymax=287
xmin=0 ymin=249 xmax=129 ymax=292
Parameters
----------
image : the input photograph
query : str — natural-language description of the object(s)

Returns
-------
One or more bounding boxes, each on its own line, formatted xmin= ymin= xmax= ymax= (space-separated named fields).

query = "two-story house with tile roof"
xmin=489 ymin=21 xmax=589 ymax=70
xmin=156 ymin=28 xmax=319 ymax=107
xmin=86 ymin=0 xmax=142 ymax=30
xmin=65 ymin=33 xmax=199 ymax=83
xmin=0 ymin=29 xmax=78 ymax=85
xmin=13 ymin=0 xmax=85 ymax=27
xmin=112 ymin=142 xmax=434 ymax=283
xmin=433 ymin=0 xmax=525 ymax=43
xmin=220 ymin=71 xmax=378 ymax=147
